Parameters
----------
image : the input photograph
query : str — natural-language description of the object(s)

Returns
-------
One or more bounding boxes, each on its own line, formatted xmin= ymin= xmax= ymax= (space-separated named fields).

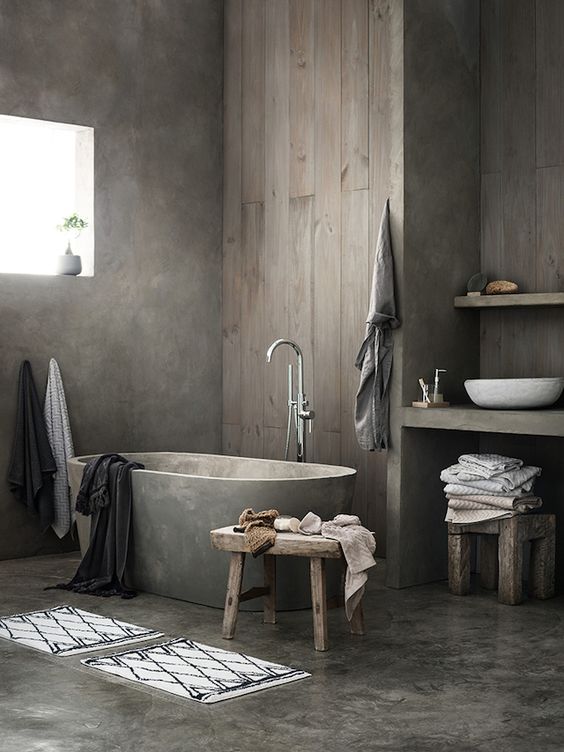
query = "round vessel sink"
xmin=464 ymin=377 xmax=564 ymax=409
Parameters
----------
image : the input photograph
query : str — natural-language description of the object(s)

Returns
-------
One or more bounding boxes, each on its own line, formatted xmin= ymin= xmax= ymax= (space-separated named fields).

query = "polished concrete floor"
xmin=1 ymin=553 xmax=563 ymax=752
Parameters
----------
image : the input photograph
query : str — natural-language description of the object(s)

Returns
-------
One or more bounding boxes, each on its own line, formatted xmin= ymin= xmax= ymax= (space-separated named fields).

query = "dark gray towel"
xmin=7 ymin=360 xmax=56 ymax=531
xmin=354 ymin=200 xmax=400 ymax=451
xmin=51 ymin=454 xmax=144 ymax=598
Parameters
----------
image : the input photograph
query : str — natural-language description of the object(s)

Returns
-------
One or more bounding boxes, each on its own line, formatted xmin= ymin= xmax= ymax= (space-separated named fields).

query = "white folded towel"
xmin=445 ymin=495 xmax=542 ymax=524
xmin=440 ymin=464 xmax=541 ymax=493
xmin=444 ymin=481 xmax=536 ymax=497
xmin=458 ymin=453 xmax=522 ymax=478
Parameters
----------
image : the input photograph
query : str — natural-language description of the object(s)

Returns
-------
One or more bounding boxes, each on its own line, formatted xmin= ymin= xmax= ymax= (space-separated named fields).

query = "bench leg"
xmin=530 ymin=526 xmax=556 ymax=600
xmin=480 ymin=535 xmax=499 ymax=591
xmin=448 ymin=533 xmax=471 ymax=596
xmin=349 ymin=600 xmax=365 ymax=636
xmin=310 ymin=557 xmax=328 ymax=652
xmin=263 ymin=554 xmax=276 ymax=624
xmin=222 ymin=552 xmax=245 ymax=639
xmin=498 ymin=518 xmax=523 ymax=605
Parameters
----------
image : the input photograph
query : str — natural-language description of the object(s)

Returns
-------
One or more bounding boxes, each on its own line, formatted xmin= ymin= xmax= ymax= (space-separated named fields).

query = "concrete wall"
xmin=386 ymin=0 xmax=481 ymax=587
xmin=0 ymin=0 xmax=223 ymax=559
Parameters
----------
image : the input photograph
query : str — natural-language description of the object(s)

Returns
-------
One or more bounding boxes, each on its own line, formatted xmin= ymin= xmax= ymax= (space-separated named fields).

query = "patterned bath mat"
xmin=0 ymin=605 xmax=163 ymax=656
xmin=82 ymin=638 xmax=310 ymax=703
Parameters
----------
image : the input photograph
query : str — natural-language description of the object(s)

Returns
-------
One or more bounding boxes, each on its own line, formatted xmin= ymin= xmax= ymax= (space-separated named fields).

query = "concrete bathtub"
xmin=68 ymin=452 xmax=356 ymax=610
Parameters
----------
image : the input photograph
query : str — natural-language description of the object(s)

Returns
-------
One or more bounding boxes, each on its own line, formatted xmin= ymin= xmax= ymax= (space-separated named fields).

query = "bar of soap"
xmin=485 ymin=280 xmax=519 ymax=295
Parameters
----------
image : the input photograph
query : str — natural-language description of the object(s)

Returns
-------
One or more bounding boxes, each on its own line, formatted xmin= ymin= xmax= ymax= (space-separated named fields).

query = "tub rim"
xmin=68 ymin=451 xmax=357 ymax=482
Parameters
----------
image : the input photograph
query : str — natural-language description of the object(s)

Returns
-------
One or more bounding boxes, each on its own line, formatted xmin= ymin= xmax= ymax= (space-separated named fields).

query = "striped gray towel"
xmin=44 ymin=359 xmax=75 ymax=538
xmin=457 ymin=453 xmax=522 ymax=478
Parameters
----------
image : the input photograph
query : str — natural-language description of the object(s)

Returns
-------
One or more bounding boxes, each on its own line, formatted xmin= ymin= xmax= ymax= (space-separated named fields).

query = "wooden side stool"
xmin=210 ymin=526 xmax=365 ymax=651
xmin=447 ymin=514 xmax=556 ymax=605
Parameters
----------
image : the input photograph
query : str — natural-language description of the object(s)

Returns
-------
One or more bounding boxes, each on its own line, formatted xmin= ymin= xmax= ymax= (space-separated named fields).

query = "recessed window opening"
xmin=0 ymin=114 xmax=94 ymax=276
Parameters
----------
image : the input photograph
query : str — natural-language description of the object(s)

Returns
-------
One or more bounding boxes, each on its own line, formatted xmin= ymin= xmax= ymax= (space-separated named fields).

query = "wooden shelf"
xmin=401 ymin=405 xmax=564 ymax=437
xmin=454 ymin=292 xmax=564 ymax=309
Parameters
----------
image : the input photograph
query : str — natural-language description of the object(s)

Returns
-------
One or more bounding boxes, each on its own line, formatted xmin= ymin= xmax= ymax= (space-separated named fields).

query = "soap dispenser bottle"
xmin=432 ymin=369 xmax=446 ymax=403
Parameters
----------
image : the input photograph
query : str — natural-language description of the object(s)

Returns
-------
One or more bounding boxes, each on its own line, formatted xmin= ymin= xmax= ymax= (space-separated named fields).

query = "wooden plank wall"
xmin=222 ymin=0 xmax=392 ymax=548
xmin=480 ymin=0 xmax=564 ymax=379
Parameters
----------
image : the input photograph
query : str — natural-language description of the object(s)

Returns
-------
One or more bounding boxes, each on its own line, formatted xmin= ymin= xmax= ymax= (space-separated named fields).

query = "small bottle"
xmin=433 ymin=369 xmax=446 ymax=403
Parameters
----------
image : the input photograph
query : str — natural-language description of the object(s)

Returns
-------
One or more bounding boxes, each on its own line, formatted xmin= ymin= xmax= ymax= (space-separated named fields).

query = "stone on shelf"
xmin=485 ymin=280 xmax=519 ymax=295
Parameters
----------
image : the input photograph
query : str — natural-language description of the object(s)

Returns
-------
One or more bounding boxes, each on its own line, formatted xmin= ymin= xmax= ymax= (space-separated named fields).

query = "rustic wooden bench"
xmin=210 ymin=526 xmax=365 ymax=651
xmin=447 ymin=514 xmax=556 ymax=605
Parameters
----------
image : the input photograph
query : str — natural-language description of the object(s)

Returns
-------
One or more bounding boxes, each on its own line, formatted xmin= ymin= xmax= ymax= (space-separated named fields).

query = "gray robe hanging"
xmin=354 ymin=199 xmax=400 ymax=451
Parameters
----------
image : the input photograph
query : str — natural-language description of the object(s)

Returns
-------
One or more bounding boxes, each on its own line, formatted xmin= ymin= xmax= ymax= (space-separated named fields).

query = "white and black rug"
xmin=0 ymin=605 xmax=163 ymax=656
xmin=83 ymin=638 xmax=310 ymax=703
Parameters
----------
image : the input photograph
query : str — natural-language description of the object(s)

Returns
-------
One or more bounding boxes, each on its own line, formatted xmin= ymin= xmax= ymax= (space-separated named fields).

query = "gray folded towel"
xmin=445 ymin=495 xmax=542 ymax=524
xmin=441 ymin=464 xmax=541 ymax=493
xmin=458 ymin=453 xmax=523 ymax=478
xmin=443 ymin=481 xmax=535 ymax=498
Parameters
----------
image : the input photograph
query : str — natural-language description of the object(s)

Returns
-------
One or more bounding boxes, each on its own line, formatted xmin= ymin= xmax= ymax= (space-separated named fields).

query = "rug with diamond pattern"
xmin=0 ymin=605 xmax=163 ymax=656
xmin=82 ymin=638 xmax=310 ymax=703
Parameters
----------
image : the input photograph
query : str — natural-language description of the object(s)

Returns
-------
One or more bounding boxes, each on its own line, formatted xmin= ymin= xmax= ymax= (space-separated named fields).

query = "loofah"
xmin=236 ymin=508 xmax=280 ymax=557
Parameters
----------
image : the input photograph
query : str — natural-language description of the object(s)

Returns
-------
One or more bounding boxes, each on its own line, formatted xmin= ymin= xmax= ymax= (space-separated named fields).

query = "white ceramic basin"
xmin=464 ymin=377 xmax=564 ymax=409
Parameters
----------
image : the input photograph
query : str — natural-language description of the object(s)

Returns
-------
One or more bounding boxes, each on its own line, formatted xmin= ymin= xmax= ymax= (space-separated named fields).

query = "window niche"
xmin=0 ymin=114 xmax=94 ymax=276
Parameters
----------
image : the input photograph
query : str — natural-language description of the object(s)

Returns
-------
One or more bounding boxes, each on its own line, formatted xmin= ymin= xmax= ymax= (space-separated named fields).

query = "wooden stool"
xmin=447 ymin=514 xmax=556 ymax=605
xmin=210 ymin=526 xmax=365 ymax=651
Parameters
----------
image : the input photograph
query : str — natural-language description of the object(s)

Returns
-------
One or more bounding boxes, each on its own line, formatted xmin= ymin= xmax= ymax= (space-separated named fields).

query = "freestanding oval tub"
xmin=68 ymin=452 xmax=356 ymax=610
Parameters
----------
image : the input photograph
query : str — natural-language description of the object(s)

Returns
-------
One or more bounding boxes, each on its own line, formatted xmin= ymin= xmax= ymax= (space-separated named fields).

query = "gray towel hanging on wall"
xmin=354 ymin=199 xmax=400 ymax=451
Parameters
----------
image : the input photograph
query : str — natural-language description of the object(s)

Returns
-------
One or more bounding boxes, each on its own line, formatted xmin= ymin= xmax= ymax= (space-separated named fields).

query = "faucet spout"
xmin=266 ymin=338 xmax=313 ymax=463
xmin=266 ymin=338 xmax=303 ymax=363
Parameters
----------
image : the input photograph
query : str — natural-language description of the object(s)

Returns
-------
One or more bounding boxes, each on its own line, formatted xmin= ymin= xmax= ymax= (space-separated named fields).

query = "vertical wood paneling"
xmin=536 ymin=167 xmax=564 ymax=376
xmin=536 ymin=0 xmax=564 ymax=167
xmin=315 ymin=430 xmax=341 ymax=465
xmin=499 ymin=0 xmax=536 ymax=377
xmin=481 ymin=0 xmax=564 ymax=383
xmin=367 ymin=0 xmax=392 ymax=552
xmin=264 ymin=0 xmax=290 ymax=429
xmin=342 ymin=0 xmax=369 ymax=191
xmin=537 ymin=166 xmax=564 ymax=291
xmin=222 ymin=423 xmax=242 ymax=456
xmin=480 ymin=173 xmax=503 ymax=378
xmin=480 ymin=0 xmax=501 ymax=173
xmin=240 ymin=202 xmax=265 ymax=458
xmin=290 ymin=0 xmax=315 ymax=198
xmin=241 ymin=0 xmax=265 ymax=204
xmin=289 ymin=195 xmax=315 ymax=454
xmin=501 ymin=0 xmax=536 ymax=289
xmin=366 ymin=451 xmax=387 ymax=555
xmin=341 ymin=190 xmax=369 ymax=517
xmin=369 ymin=0 xmax=392 ymax=217
xmin=224 ymin=0 xmax=390 ymax=540
xmin=222 ymin=0 xmax=242 ymax=434
xmin=263 ymin=426 xmax=289 ymax=460
xmin=313 ymin=0 xmax=342 ymax=435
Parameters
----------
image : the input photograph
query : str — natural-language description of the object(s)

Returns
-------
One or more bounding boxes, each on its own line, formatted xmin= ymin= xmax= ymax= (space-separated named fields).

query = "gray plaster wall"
xmin=386 ymin=0 xmax=480 ymax=587
xmin=0 ymin=0 xmax=223 ymax=560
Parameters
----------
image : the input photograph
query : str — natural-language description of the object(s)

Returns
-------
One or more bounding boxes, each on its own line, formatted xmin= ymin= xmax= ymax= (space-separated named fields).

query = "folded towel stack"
xmin=440 ymin=453 xmax=542 ymax=524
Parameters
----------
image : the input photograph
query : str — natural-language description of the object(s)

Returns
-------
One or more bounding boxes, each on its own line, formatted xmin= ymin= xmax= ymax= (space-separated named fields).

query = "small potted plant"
xmin=56 ymin=212 xmax=88 ymax=275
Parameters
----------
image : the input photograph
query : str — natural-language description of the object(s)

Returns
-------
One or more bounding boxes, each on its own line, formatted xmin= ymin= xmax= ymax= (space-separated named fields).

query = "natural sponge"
xmin=485 ymin=280 xmax=519 ymax=295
